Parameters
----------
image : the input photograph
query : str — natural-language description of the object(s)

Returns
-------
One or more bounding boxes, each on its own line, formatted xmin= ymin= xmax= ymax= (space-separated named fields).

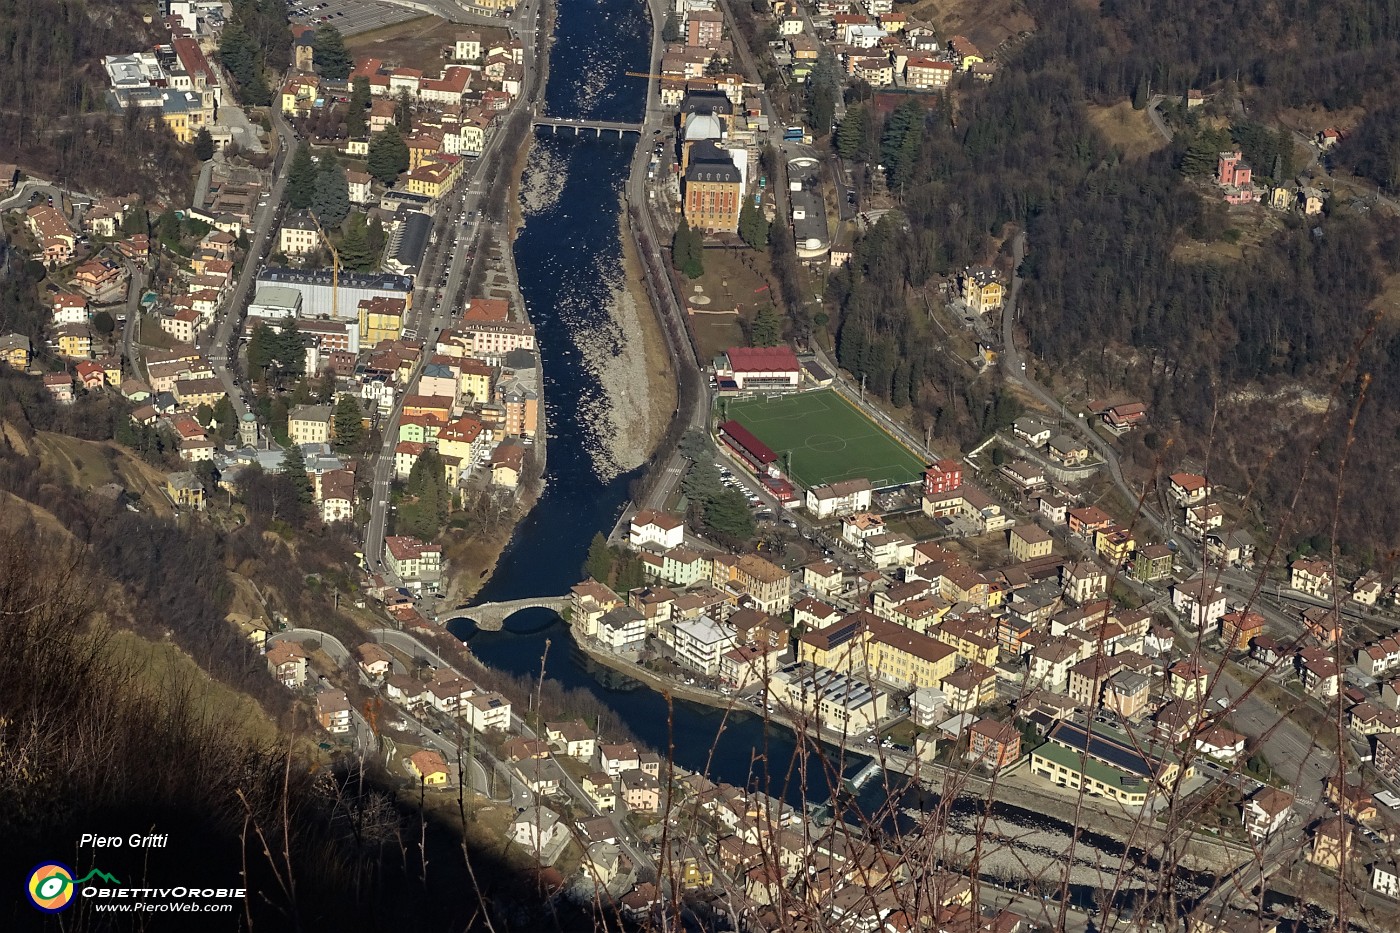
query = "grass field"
xmin=726 ymin=389 xmax=927 ymax=490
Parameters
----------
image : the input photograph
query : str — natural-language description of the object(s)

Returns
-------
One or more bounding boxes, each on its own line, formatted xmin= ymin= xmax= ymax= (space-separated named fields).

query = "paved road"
xmin=270 ymin=627 xmax=353 ymax=667
xmin=511 ymin=709 xmax=657 ymax=874
xmin=362 ymin=0 xmax=543 ymax=575
xmin=996 ymin=230 xmax=1192 ymax=563
xmin=374 ymin=628 xmax=655 ymax=868
xmin=373 ymin=627 xmax=462 ymax=668
xmin=982 ymin=225 xmax=1346 ymax=806
xmin=0 ymin=179 xmax=68 ymax=212
xmin=1146 ymin=95 xmax=1174 ymax=143
xmin=208 ymin=105 xmax=297 ymax=421
xmin=624 ymin=0 xmax=712 ymax=517
xmin=120 ymin=263 xmax=147 ymax=367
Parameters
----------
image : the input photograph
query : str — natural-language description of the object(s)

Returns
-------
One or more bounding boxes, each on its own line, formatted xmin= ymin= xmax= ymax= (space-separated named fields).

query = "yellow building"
xmin=797 ymin=612 xmax=873 ymax=675
xmin=731 ymin=553 xmax=793 ymax=614
xmin=866 ymin=618 xmax=958 ymax=689
xmin=440 ymin=453 xmax=464 ymax=488
xmin=174 ymin=377 xmax=227 ymax=409
xmin=885 ymin=595 xmax=951 ymax=634
xmin=405 ymin=135 xmax=442 ymax=171
xmin=0 ymin=333 xmax=31 ymax=370
xmin=1096 ymin=525 xmax=1136 ymax=566
xmin=1030 ymin=721 xmax=1183 ymax=808
xmin=678 ymin=858 xmax=714 ymax=889
xmin=55 ymin=325 xmax=92 ymax=360
xmin=280 ymin=78 xmax=318 ymax=116
xmin=358 ymin=296 xmax=405 ymax=346
xmin=1009 ymin=523 xmax=1053 ymax=562
xmin=940 ymin=565 xmax=993 ymax=609
xmin=961 ymin=267 xmax=1004 ymax=313
xmin=406 ymin=161 xmax=456 ymax=199
xmin=157 ymin=90 xmax=212 ymax=144
xmin=166 ymin=471 xmax=206 ymax=511
xmin=408 ymin=750 xmax=450 ymax=786
xmin=932 ymin=617 xmax=1000 ymax=668
xmin=458 ymin=357 xmax=494 ymax=402
xmin=437 ymin=415 xmax=484 ymax=467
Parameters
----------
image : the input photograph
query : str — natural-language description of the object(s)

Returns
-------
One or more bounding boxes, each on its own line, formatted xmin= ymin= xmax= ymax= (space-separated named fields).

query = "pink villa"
xmin=1217 ymin=151 xmax=1261 ymax=204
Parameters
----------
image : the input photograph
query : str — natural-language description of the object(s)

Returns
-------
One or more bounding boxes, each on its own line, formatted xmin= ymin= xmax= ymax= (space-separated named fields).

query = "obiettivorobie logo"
xmin=26 ymin=858 xmax=244 ymax=915
xmin=26 ymin=862 xmax=121 ymax=913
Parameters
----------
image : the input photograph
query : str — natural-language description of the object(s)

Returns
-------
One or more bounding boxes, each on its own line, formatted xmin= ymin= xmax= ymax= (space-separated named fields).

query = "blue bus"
xmin=783 ymin=125 xmax=804 ymax=142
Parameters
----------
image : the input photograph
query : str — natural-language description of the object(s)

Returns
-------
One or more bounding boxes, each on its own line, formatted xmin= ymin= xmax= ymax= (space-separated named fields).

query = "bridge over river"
xmin=446 ymin=595 xmax=570 ymax=630
xmin=532 ymin=116 xmax=644 ymax=137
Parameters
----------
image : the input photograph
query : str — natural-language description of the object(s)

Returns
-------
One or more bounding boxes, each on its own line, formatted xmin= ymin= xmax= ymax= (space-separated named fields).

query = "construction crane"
xmin=308 ymin=210 xmax=340 ymax=318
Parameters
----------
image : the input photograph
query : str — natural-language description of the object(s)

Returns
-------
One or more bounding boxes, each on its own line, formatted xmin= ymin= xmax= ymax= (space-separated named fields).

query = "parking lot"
xmin=290 ymin=0 xmax=419 ymax=37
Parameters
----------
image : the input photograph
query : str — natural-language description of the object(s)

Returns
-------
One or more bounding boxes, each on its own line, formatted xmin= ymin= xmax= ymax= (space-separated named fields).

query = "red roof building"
xmin=924 ymin=458 xmax=962 ymax=496
xmin=462 ymin=297 xmax=510 ymax=322
xmin=719 ymin=420 xmax=778 ymax=472
xmin=718 ymin=346 xmax=801 ymax=391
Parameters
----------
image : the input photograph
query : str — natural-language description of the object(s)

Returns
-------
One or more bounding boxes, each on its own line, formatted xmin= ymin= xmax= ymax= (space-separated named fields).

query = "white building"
xmin=256 ymin=267 xmax=414 ymax=322
xmin=909 ymin=686 xmax=947 ymax=728
xmin=288 ymin=404 xmax=331 ymax=445
xmin=771 ymin=663 xmax=889 ymax=737
xmin=52 ymin=294 xmax=89 ymax=326
xmin=1171 ymin=576 xmax=1228 ymax=631
xmin=247 ymin=285 xmax=303 ymax=322
xmin=427 ymin=676 xmax=475 ymax=716
xmin=805 ymin=478 xmax=873 ymax=519
xmin=715 ymin=346 xmax=801 ymax=392
xmin=629 ymin=509 xmax=686 ymax=550
xmin=671 ymin=615 xmax=738 ymax=677
xmin=384 ymin=535 xmax=443 ymax=588
xmin=1373 ymin=863 xmax=1400 ymax=899
xmin=597 ymin=607 xmax=647 ymax=653
xmin=279 ymin=212 xmax=320 ymax=256
xmin=463 ymin=691 xmax=512 ymax=733
xmin=511 ymin=806 xmax=564 ymax=858
xmin=316 ymin=689 xmax=353 ymax=734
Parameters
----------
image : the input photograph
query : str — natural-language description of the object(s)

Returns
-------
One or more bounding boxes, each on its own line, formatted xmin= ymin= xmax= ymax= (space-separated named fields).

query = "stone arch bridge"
xmin=449 ymin=596 xmax=570 ymax=630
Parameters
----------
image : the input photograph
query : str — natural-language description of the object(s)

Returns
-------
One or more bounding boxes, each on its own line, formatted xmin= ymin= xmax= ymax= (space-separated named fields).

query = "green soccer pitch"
xmin=724 ymin=389 xmax=928 ymax=490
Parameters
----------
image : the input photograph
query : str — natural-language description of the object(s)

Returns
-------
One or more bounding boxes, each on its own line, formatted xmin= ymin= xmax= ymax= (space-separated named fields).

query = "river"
xmin=446 ymin=0 xmax=864 ymax=804
xmin=444 ymin=1 xmax=1219 ymax=908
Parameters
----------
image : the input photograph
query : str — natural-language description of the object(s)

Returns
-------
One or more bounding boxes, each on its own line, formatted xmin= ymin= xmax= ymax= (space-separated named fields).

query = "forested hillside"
xmin=0 ymin=362 xmax=614 ymax=931
xmin=827 ymin=0 xmax=1400 ymax=555
xmin=0 ymin=0 xmax=196 ymax=199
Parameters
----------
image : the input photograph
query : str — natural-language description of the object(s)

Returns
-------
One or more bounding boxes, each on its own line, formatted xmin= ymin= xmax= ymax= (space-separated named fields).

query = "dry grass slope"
xmin=104 ymin=627 xmax=280 ymax=745
xmin=1086 ymin=100 xmax=1169 ymax=160
xmin=902 ymin=0 xmax=1035 ymax=51
xmin=32 ymin=430 xmax=175 ymax=517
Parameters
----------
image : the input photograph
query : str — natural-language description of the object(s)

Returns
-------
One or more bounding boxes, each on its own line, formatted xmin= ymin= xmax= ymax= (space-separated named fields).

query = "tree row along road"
xmin=624 ymin=0 xmax=708 ymax=518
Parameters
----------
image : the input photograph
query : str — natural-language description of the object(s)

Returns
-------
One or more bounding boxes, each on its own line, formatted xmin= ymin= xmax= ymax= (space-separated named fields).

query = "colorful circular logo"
xmin=27 ymin=862 xmax=76 ymax=912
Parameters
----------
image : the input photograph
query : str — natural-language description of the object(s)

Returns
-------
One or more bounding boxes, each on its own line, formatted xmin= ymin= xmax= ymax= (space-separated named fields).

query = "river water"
xmin=444 ymin=3 xmax=1211 ymax=908
xmin=446 ymin=0 xmax=860 ymax=804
